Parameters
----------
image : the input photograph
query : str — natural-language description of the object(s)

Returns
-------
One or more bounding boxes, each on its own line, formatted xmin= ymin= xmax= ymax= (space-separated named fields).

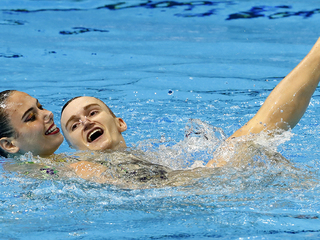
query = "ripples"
xmin=59 ymin=27 xmax=109 ymax=35
xmin=0 ymin=19 xmax=26 ymax=25
xmin=1 ymin=1 xmax=320 ymax=21
xmin=226 ymin=5 xmax=320 ymax=20
xmin=2 ymin=145 xmax=320 ymax=238
xmin=1 ymin=140 xmax=320 ymax=238
xmin=0 ymin=53 xmax=23 ymax=58
xmin=0 ymin=0 xmax=320 ymax=238
xmin=0 ymin=1 xmax=231 ymax=16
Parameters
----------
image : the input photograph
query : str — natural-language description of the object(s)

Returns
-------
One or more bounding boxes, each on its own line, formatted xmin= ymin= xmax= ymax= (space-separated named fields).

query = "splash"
xmin=133 ymin=119 xmax=226 ymax=169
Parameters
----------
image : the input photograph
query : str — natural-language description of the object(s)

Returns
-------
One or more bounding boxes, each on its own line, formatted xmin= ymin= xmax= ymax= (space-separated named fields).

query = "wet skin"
xmin=1 ymin=91 xmax=64 ymax=157
xmin=60 ymin=96 xmax=127 ymax=151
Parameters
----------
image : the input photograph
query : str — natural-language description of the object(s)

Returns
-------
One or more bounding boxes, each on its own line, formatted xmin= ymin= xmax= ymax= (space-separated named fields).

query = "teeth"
xmin=89 ymin=129 xmax=100 ymax=137
xmin=88 ymin=129 xmax=103 ymax=142
xmin=46 ymin=124 xmax=57 ymax=135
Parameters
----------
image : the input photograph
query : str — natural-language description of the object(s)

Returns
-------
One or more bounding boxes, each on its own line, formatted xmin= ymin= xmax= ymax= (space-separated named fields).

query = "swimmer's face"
xmin=60 ymin=97 xmax=127 ymax=151
xmin=2 ymin=91 xmax=64 ymax=157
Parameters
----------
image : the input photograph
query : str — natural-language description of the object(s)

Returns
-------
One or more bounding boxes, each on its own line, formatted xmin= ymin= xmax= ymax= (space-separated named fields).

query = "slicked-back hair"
xmin=0 ymin=90 xmax=17 ymax=157
xmin=61 ymin=96 xmax=116 ymax=118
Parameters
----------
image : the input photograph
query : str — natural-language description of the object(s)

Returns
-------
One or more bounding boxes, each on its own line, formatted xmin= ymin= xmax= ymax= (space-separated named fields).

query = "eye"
xmin=38 ymin=104 xmax=44 ymax=110
xmin=89 ymin=110 xmax=98 ymax=117
xmin=71 ymin=122 xmax=80 ymax=131
xmin=25 ymin=113 xmax=36 ymax=122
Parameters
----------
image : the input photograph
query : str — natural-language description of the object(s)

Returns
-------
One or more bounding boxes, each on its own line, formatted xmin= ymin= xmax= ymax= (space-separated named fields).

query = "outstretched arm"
xmin=207 ymin=38 xmax=320 ymax=168
xmin=230 ymin=37 xmax=320 ymax=139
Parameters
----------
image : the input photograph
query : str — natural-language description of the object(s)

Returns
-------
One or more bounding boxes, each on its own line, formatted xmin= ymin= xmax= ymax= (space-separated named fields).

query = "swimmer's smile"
xmin=45 ymin=123 xmax=60 ymax=135
xmin=87 ymin=127 xmax=104 ymax=143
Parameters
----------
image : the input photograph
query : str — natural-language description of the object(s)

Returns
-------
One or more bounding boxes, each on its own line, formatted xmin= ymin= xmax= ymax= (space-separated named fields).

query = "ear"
xmin=116 ymin=118 xmax=127 ymax=133
xmin=0 ymin=137 xmax=19 ymax=154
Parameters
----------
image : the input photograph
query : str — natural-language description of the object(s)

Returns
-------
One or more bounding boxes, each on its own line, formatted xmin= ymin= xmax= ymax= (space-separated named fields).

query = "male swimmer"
xmin=61 ymin=38 xmax=320 ymax=170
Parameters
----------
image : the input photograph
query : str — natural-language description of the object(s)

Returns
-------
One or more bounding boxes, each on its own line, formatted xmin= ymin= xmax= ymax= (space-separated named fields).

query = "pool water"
xmin=1 ymin=0 xmax=320 ymax=239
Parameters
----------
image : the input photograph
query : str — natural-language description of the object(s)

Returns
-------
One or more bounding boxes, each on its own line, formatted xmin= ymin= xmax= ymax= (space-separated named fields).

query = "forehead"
xmin=5 ymin=91 xmax=35 ymax=114
xmin=62 ymin=97 xmax=104 ymax=118
xmin=8 ymin=91 xmax=33 ymax=103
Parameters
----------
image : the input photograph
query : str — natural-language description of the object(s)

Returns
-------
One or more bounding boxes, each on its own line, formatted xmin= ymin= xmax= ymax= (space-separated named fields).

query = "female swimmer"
xmin=0 ymin=90 xmax=64 ymax=158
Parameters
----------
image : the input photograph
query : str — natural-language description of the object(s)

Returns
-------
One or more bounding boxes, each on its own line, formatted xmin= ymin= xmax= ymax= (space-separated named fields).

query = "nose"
xmin=80 ymin=117 xmax=94 ymax=130
xmin=44 ymin=110 xmax=53 ymax=123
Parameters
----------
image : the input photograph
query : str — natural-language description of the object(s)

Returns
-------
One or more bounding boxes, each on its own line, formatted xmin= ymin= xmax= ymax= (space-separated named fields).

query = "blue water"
xmin=1 ymin=0 xmax=320 ymax=239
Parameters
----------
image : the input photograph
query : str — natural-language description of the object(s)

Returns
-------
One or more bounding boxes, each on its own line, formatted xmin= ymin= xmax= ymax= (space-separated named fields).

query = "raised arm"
xmin=207 ymin=38 xmax=320 ymax=168
xmin=230 ymin=37 xmax=320 ymax=139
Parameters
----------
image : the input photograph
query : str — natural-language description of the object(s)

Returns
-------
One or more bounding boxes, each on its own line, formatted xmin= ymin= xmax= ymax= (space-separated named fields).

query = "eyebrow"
xmin=21 ymin=99 xmax=39 ymax=121
xmin=65 ymin=115 xmax=78 ymax=130
xmin=65 ymin=103 xmax=101 ymax=130
xmin=84 ymin=103 xmax=100 ymax=111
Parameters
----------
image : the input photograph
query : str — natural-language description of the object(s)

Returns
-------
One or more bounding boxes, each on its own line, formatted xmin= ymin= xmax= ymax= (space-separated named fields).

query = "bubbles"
xmin=134 ymin=119 xmax=226 ymax=170
xmin=0 ymin=103 xmax=6 ymax=108
xmin=19 ymin=152 xmax=35 ymax=162
xmin=168 ymin=89 xmax=174 ymax=95
xmin=253 ymin=129 xmax=294 ymax=152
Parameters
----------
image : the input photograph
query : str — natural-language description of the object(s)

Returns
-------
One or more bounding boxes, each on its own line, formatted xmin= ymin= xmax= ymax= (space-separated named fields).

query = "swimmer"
xmin=2 ymin=37 xmax=320 ymax=184
xmin=61 ymin=37 xmax=320 ymax=175
xmin=60 ymin=96 xmax=127 ymax=151
xmin=0 ymin=90 xmax=64 ymax=157
xmin=0 ymin=90 xmax=107 ymax=181
xmin=0 ymin=90 xmax=173 ymax=185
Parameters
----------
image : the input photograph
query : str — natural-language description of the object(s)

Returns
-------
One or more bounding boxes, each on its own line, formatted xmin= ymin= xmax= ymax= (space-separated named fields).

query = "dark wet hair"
xmin=0 ymin=90 xmax=17 ymax=157
xmin=61 ymin=96 xmax=116 ymax=118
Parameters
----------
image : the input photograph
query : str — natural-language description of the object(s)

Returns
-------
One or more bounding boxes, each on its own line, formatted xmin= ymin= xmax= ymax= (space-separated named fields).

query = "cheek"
xmin=69 ymin=132 xmax=82 ymax=144
xmin=20 ymin=123 xmax=43 ymax=138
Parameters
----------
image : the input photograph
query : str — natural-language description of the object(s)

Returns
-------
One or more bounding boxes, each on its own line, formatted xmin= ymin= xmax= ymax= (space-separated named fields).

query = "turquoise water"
xmin=1 ymin=0 xmax=320 ymax=239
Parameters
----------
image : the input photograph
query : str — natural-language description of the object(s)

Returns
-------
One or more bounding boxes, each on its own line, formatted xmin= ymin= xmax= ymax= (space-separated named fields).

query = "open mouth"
xmin=45 ymin=123 xmax=60 ymax=135
xmin=87 ymin=128 xmax=104 ymax=143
